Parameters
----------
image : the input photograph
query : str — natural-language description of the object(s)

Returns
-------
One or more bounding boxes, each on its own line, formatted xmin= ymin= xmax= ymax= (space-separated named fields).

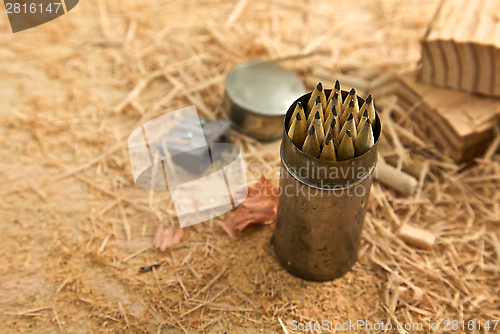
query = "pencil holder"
xmin=273 ymin=90 xmax=381 ymax=281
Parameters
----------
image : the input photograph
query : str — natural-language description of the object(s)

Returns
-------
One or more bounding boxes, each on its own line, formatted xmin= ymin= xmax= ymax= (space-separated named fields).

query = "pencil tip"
xmin=315 ymin=110 xmax=320 ymax=119
xmin=346 ymin=129 xmax=352 ymax=138
xmin=309 ymin=125 xmax=315 ymax=135
xmin=326 ymin=131 xmax=332 ymax=143
xmin=315 ymin=96 xmax=321 ymax=104
xmin=317 ymin=82 xmax=323 ymax=91
xmin=347 ymin=113 xmax=354 ymax=121
xmin=366 ymin=95 xmax=372 ymax=103
xmin=298 ymin=101 xmax=304 ymax=109
xmin=349 ymin=88 xmax=355 ymax=96
xmin=349 ymin=100 xmax=354 ymax=108
xmin=335 ymin=80 xmax=340 ymax=90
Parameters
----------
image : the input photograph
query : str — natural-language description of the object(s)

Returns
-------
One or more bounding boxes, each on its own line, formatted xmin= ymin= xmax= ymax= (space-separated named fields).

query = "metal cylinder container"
xmin=273 ymin=90 xmax=381 ymax=281
xmin=221 ymin=61 xmax=305 ymax=141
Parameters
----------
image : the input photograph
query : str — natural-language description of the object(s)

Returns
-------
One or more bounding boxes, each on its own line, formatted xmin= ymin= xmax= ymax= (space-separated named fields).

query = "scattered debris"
xmin=153 ymin=220 xmax=183 ymax=251
xmin=139 ymin=261 xmax=166 ymax=273
xmin=376 ymin=157 xmax=419 ymax=196
xmin=219 ymin=176 xmax=279 ymax=240
xmin=397 ymin=223 xmax=436 ymax=250
xmin=399 ymin=286 xmax=425 ymax=303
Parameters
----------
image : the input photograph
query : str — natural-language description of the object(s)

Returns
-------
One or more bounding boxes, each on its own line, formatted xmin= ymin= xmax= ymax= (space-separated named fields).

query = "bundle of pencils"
xmin=288 ymin=81 xmax=376 ymax=161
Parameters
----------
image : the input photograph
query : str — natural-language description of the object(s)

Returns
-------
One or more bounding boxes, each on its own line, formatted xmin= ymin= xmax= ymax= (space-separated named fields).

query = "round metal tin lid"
xmin=225 ymin=61 xmax=305 ymax=116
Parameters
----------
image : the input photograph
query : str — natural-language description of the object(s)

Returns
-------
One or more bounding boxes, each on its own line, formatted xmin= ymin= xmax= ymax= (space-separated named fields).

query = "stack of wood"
xmin=393 ymin=0 xmax=500 ymax=162
xmin=420 ymin=0 xmax=500 ymax=97
xmin=397 ymin=72 xmax=500 ymax=162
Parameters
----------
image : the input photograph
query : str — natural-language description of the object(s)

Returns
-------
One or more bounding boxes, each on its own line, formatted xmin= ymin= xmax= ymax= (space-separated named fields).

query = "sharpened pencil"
xmin=328 ymin=117 xmax=340 ymax=143
xmin=361 ymin=94 xmax=376 ymax=122
xmin=295 ymin=111 xmax=308 ymax=142
xmin=354 ymin=118 xmax=374 ymax=156
xmin=325 ymin=92 xmax=342 ymax=119
xmin=337 ymin=130 xmax=355 ymax=161
xmin=318 ymin=83 xmax=327 ymax=111
xmin=340 ymin=99 xmax=354 ymax=125
xmin=342 ymin=88 xmax=356 ymax=112
xmin=307 ymin=82 xmax=326 ymax=115
xmin=324 ymin=95 xmax=334 ymax=120
xmin=302 ymin=125 xmax=321 ymax=158
xmin=308 ymin=110 xmax=325 ymax=144
xmin=352 ymin=94 xmax=360 ymax=121
xmin=320 ymin=130 xmax=337 ymax=161
xmin=307 ymin=96 xmax=324 ymax=125
xmin=357 ymin=109 xmax=369 ymax=133
xmin=291 ymin=101 xmax=306 ymax=124
xmin=324 ymin=105 xmax=338 ymax=135
xmin=328 ymin=80 xmax=341 ymax=102
xmin=332 ymin=91 xmax=342 ymax=118
xmin=336 ymin=113 xmax=357 ymax=149
xmin=345 ymin=93 xmax=360 ymax=121
xmin=325 ymin=90 xmax=341 ymax=120
xmin=289 ymin=112 xmax=307 ymax=148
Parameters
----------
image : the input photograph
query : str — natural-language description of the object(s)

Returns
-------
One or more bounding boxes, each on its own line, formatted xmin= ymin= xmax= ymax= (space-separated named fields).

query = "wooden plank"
xmin=394 ymin=83 xmax=461 ymax=158
xmin=399 ymin=76 xmax=467 ymax=152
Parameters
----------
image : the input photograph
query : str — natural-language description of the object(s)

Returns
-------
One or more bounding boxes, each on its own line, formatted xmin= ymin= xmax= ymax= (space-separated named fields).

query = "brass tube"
xmin=273 ymin=90 xmax=381 ymax=281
